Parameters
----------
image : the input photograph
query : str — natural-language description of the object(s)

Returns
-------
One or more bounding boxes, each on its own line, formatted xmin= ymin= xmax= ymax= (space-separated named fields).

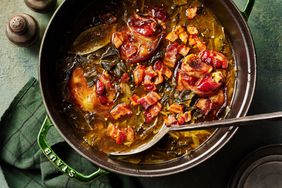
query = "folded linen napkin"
xmin=0 ymin=78 xmax=117 ymax=188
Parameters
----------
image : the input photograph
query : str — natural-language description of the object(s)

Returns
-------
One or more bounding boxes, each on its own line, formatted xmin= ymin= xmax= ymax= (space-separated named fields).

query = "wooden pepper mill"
xmin=5 ymin=14 xmax=39 ymax=47
xmin=24 ymin=0 xmax=57 ymax=13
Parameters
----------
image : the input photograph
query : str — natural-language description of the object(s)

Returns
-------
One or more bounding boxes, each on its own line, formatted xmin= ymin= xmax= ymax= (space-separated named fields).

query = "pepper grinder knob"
xmin=5 ymin=14 xmax=39 ymax=47
xmin=24 ymin=0 xmax=57 ymax=13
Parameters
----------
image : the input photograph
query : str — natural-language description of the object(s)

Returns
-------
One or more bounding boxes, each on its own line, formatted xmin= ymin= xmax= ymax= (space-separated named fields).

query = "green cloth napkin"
xmin=0 ymin=78 xmax=115 ymax=188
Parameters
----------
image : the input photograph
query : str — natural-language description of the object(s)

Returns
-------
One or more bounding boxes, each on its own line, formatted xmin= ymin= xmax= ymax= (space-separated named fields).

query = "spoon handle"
xmin=170 ymin=111 xmax=282 ymax=131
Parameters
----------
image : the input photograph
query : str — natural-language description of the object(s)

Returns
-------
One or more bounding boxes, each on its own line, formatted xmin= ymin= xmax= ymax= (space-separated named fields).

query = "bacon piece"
xmin=107 ymin=123 xmax=135 ymax=144
xmin=165 ymin=31 xmax=178 ymax=42
xmin=177 ymin=111 xmax=192 ymax=125
xmin=162 ymin=65 xmax=173 ymax=79
xmin=199 ymin=50 xmax=229 ymax=69
xmin=145 ymin=66 xmax=157 ymax=78
xmin=179 ymin=31 xmax=188 ymax=44
xmin=168 ymin=103 xmax=184 ymax=114
xmin=164 ymin=114 xmax=178 ymax=126
xmin=176 ymin=70 xmax=198 ymax=91
xmin=181 ymin=54 xmax=213 ymax=78
xmin=126 ymin=127 xmax=135 ymax=143
xmin=196 ymin=90 xmax=225 ymax=115
xmin=110 ymin=103 xmax=132 ymax=120
xmin=196 ymin=98 xmax=212 ymax=115
xmin=112 ymin=32 xmax=124 ymax=48
xmin=121 ymin=73 xmax=130 ymax=83
xmin=100 ymin=71 xmax=112 ymax=90
xmin=189 ymin=35 xmax=206 ymax=51
xmin=130 ymin=94 xmax=140 ymax=106
xmin=165 ymin=26 xmax=185 ymax=42
xmin=178 ymin=44 xmax=190 ymax=56
xmin=189 ymin=34 xmax=197 ymax=46
xmin=164 ymin=42 xmax=179 ymax=68
xmin=186 ymin=7 xmax=198 ymax=20
xmin=143 ymin=66 xmax=158 ymax=91
xmin=153 ymin=60 xmax=172 ymax=79
xmin=98 ymin=95 xmax=108 ymax=105
xmin=133 ymin=65 xmax=145 ymax=86
xmin=121 ymin=42 xmax=138 ymax=58
xmin=137 ymin=91 xmax=161 ymax=109
xmin=187 ymin=26 xmax=198 ymax=35
xmin=154 ymin=71 xmax=164 ymax=85
xmin=96 ymin=80 xmax=106 ymax=96
xmin=194 ymin=71 xmax=223 ymax=95
xmin=128 ymin=14 xmax=158 ymax=37
xmin=144 ymin=102 xmax=162 ymax=123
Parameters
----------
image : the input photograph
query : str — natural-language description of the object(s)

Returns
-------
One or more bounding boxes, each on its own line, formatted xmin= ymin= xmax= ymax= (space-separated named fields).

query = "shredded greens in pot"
xmin=59 ymin=0 xmax=235 ymax=164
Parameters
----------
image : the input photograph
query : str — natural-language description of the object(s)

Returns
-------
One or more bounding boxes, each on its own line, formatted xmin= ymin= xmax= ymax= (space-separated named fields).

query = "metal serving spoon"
xmin=109 ymin=111 xmax=282 ymax=156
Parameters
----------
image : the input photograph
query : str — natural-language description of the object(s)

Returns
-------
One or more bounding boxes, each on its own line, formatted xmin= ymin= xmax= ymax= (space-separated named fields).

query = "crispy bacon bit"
xmin=144 ymin=82 xmax=157 ymax=91
xmin=195 ymin=38 xmax=207 ymax=51
xmin=130 ymin=94 xmax=140 ymax=106
xmin=145 ymin=66 xmax=157 ymax=78
xmin=176 ymin=70 xmax=198 ymax=91
xmin=128 ymin=14 xmax=158 ymax=37
xmin=121 ymin=43 xmax=138 ymax=58
xmin=189 ymin=35 xmax=206 ymax=51
xmin=153 ymin=60 xmax=163 ymax=71
xmin=165 ymin=31 xmax=178 ymax=42
xmin=133 ymin=65 xmax=145 ymax=86
xmin=166 ymin=26 xmax=186 ymax=42
xmin=98 ymin=95 xmax=108 ymax=105
xmin=153 ymin=60 xmax=172 ymax=79
xmin=154 ymin=71 xmax=164 ymax=85
xmin=186 ymin=7 xmax=198 ymax=20
xmin=164 ymin=42 xmax=179 ymax=68
xmin=100 ymin=71 xmax=112 ymax=89
xmin=177 ymin=111 xmax=192 ymax=125
xmin=116 ymin=130 xmax=127 ymax=144
xmin=168 ymin=103 xmax=184 ymax=114
xmin=143 ymin=66 xmax=158 ymax=91
xmin=121 ymin=73 xmax=130 ymax=83
xmin=189 ymin=34 xmax=197 ymax=46
xmin=181 ymin=54 xmax=213 ymax=78
xmin=126 ymin=127 xmax=135 ymax=143
xmin=137 ymin=91 xmax=161 ymax=109
xmin=164 ymin=114 xmax=177 ymax=126
xmin=196 ymin=90 xmax=225 ymax=115
xmin=199 ymin=50 xmax=229 ymax=69
xmin=178 ymin=44 xmax=190 ymax=56
xmin=210 ymin=90 xmax=225 ymax=108
xmin=187 ymin=26 xmax=198 ymax=35
xmin=179 ymin=31 xmax=188 ymax=44
xmin=110 ymin=103 xmax=132 ymax=120
xmin=196 ymin=98 xmax=212 ymax=115
xmin=162 ymin=65 xmax=173 ymax=78
xmin=144 ymin=102 xmax=162 ymax=123
xmin=107 ymin=123 xmax=135 ymax=144
xmin=96 ymin=80 xmax=106 ymax=96
xmin=112 ymin=32 xmax=124 ymax=48
xmin=194 ymin=71 xmax=223 ymax=96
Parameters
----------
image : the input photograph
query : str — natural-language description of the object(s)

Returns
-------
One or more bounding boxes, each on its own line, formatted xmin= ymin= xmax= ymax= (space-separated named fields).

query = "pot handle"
xmin=241 ymin=0 xmax=255 ymax=20
xmin=37 ymin=116 xmax=108 ymax=182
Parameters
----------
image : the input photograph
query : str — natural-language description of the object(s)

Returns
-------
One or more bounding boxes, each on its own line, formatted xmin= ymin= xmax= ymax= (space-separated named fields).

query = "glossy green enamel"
xmin=37 ymin=116 xmax=108 ymax=182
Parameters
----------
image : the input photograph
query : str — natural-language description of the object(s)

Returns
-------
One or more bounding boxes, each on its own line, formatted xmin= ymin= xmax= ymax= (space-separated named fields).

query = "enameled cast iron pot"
xmin=38 ymin=0 xmax=256 ymax=181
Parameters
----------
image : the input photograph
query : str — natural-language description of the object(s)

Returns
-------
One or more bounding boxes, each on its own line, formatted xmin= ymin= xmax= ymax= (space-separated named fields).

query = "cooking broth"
xmin=58 ymin=0 xmax=235 ymax=164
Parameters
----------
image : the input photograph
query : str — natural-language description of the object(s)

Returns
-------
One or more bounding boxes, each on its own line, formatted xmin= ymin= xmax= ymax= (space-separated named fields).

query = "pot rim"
xmin=39 ymin=0 xmax=256 ymax=177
